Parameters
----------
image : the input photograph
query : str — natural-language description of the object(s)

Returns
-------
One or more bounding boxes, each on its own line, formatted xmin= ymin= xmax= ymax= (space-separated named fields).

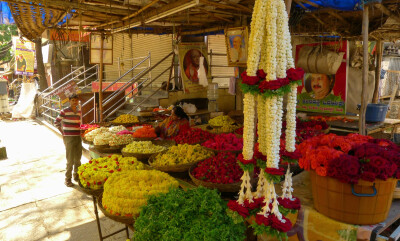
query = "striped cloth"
xmin=55 ymin=107 xmax=81 ymax=136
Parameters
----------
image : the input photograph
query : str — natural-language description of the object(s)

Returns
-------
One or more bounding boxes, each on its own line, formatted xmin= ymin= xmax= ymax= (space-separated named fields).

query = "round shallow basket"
xmin=203 ymin=146 xmax=242 ymax=154
xmin=82 ymin=138 xmax=93 ymax=145
xmin=92 ymin=144 xmax=121 ymax=153
xmin=188 ymin=165 xmax=241 ymax=192
xmin=148 ymin=151 xmax=202 ymax=172
xmin=77 ymin=180 xmax=103 ymax=196
xmin=108 ymin=144 xmax=126 ymax=151
xmin=121 ymin=140 xmax=175 ymax=162
xmin=132 ymin=137 xmax=156 ymax=141
xmin=110 ymin=122 xmax=140 ymax=127
xmin=97 ymin=193 xmax=137 ymax=225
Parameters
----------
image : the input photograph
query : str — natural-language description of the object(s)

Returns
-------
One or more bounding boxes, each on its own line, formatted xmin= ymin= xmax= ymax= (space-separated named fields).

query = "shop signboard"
xmin=295 ymin=41 xmax=349 ymax=115
xmin=13 ymin=37 xmax=35 ymax=76
xmin=178 ymin=43 xmax=211 ymax=94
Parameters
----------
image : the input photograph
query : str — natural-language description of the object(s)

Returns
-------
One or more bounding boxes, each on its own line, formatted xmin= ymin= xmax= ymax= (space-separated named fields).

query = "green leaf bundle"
xmin=133 ymin=187 xmax=246 ymax=241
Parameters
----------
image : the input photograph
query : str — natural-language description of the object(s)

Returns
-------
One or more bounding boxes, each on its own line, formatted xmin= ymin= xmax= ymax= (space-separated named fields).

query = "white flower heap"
xmin=235 ymin=0 xmax=304 ymax=237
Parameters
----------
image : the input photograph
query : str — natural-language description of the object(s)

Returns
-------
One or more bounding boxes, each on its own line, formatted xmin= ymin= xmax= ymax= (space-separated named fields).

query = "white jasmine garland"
xmin=266 ymin=96 xmax=278 ymax=168
xmin=270 ymin=184 xmax=283 ymax=220
xmin=243 ymin=93 xmax=256 ymax=160
xmin=285 ymin=84 xmax=297 ymax=152
xmin=282 ymin=165 xmax=294 ymax=199
xmin=271 ymin=96 xmax=284 ymax=168
xmin=247 ymin=0 xmax=268 ymax=76
xmin=257 ymin=95 xmax=267 ymax=155
xmin=265 ymin=0 xmax=277 ymax=81
xmin=244 ymin=171 xmax=254 ymax=201
xmin=275 ymin=0 xmax=287 ymax=78
xmin=260 ymin=180 xmax=272 ymax=215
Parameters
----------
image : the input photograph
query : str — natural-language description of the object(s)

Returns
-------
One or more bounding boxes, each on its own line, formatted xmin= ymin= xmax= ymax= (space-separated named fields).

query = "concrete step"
xmin=130 ymin=96 xmax=160 ymax=107
xmin=123 ymin=102 xmax=159 ymax=111
xmin=139 ymin=89 xmax=169 ymax=98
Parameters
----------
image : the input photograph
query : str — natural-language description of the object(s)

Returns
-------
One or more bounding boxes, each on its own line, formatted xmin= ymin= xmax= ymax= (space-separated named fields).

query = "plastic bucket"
xmin=310 ymin=171 xmax=397 ymax=225
xmin=366 ymin=104 xmax=389 ymax=122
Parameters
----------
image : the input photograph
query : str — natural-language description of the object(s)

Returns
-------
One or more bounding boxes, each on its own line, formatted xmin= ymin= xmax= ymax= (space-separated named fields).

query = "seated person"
xmin=156 ymin=106 xmax=190 ymax=139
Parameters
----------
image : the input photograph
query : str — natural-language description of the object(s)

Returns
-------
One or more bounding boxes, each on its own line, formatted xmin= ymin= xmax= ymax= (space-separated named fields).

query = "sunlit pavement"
xmin=0 ymin=119 xmax=129 ymax=241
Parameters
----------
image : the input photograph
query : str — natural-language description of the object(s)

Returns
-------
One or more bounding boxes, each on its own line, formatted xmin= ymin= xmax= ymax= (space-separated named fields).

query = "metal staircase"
xmin=36 ymin=51 xmax=175 ymax=126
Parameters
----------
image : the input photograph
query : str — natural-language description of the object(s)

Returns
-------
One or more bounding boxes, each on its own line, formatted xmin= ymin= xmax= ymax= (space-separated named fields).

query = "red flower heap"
xmin=298 ymin=133 xmax=400 ymax=184
xmin=202 ymin=133 xmax=243 ymax=151
xmin=192 ymin=152 xmax=243 ymax=184
xmin=173 ymin=128 xmax=215 ymax=144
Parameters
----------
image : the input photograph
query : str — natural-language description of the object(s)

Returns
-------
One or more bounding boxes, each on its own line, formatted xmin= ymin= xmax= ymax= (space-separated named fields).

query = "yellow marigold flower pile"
xmin=78 ymin=155 xmax=145 ymax=190
xmin=209 ymin=115 xmax=235 ymax=127
xmin=102 ymin=170 xmax=179 ymax=217
xmin=122 ymin=141 xmax=166 ymax=154
xmin=112 ymin=114 xmax=139 ymax=123
xmin=152 ymin=144 xmax=213 ymax=166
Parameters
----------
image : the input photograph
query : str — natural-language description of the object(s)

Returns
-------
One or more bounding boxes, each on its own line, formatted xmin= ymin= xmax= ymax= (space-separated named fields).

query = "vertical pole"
xmin=99 ymin=33 xmax=104 ymax=122
xmin=285 ymin=0 xmax=292 ymax=15
xmin=148 ymin=51 xmax=152 ymax=89
xmin=118 ymin=57 xmax=121 ymax=77
xmin=372 ymin=40 xmax=382 ymax=103
xmin=360 ymin=6 xmax=369 ymax=135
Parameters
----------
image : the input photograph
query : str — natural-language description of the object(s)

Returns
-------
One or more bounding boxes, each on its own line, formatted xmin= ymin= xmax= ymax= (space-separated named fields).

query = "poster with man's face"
xmin=296 ymin=41 xmax=348 ymax=114
xmin=225 ymin=27 xmax=248 ymax=67
xmin=178 ymin=43 xmax=210 ymax=94
xmin=13 ymin=37 xmax=35 ymax=76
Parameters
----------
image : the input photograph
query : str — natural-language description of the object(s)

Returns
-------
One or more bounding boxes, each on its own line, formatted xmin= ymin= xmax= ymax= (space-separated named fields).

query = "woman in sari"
xmin=156 ymin=106 xmax=190 ymax=139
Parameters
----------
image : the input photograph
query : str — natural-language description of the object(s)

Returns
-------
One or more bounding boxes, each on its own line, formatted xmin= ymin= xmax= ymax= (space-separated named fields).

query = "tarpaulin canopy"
xmin=300 ymin=0 xmax=382 ymax=11
xmin=0 ymin=2 xmax=14 ymax=24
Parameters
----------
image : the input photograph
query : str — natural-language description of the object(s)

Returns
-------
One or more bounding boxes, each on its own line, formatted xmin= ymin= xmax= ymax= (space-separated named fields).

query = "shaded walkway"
xmin=0 ymin=119 xmax=128 ymax=241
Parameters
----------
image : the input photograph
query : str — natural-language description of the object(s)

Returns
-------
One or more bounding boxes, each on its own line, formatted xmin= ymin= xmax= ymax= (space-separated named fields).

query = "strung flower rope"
xmin=255 ymin=170 xmax=266 ymax=198
xmin=257 ymin=95 xmax=267 ymax=155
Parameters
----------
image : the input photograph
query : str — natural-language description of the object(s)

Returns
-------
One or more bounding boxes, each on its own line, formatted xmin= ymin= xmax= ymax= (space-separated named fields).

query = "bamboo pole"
xmin=99 ymin=33 xmax=104 ymax=122
xmin=360 ymin=6 xmax=369 ymax=135
xmin=372 ymin=40 xmax=382 ymax=103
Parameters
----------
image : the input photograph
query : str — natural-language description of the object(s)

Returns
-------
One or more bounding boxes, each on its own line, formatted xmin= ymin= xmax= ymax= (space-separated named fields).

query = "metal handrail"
xmin=81 ymin=54 xmax=151 ymax=119
xmin=103 ymin=65 xmax=172 ymax=120
xmin=127 ymin=87 xmax=162 ymax=115
xmin=39 ymin=66 xmax=85 ymax=95
xmin=100 ymin=51 xmax=173 ymax=119
xmin=102 ymin=67 xmax=149 ymax=106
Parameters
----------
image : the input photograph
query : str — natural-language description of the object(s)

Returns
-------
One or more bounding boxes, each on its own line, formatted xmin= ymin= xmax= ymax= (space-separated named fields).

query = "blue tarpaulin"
xmin=299 ymin=0 xmax=382 ymax=11
xmin=0 ymin=2 xmax=14 ymax=24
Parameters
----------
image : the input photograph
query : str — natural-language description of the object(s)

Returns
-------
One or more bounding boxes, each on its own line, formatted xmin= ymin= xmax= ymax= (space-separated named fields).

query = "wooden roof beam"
xmin=199 ymin=0 xmax=252 ymax=13
xmin=109 ymin=0 xmax=200 ymax=33
xmin=87 ymin=0 xmax=140 ymax=10
xmin=375 ymin=3 xmax=400 ymax=24
xmin=3 ymin=0 xmax=133 ymax=16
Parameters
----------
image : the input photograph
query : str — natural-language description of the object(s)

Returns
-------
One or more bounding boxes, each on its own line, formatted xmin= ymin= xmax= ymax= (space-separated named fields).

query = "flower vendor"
xmin=155 ymin=106 xmax=190 ymax=139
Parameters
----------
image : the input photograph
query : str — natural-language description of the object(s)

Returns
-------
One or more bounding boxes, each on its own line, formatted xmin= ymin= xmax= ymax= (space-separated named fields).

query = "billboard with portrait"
xmin=13 ymin=37 xmax=35 ymax=76
xmin=295 ymin=41 xmax=348 ymax=114
xmin=178 ymin=43 xmax=211 ymax=93
xmin=225 ymin=26 xmax=248 ymax=67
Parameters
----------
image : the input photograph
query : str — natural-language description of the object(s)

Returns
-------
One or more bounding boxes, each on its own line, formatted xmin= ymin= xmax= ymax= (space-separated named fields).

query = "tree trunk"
xmin=35 ymin=38 xmax=47 ymax=91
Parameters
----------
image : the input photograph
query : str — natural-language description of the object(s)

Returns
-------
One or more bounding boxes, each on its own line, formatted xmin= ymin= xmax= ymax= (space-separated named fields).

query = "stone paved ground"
xmin=0 ymin=119 xmax=130 ymax=241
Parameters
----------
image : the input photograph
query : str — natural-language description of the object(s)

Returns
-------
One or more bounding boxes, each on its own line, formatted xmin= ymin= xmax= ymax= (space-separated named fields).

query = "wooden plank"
xmin=373 ymin=40 xmax=383 ymax=103
xmin=360 ymin=6 xmax=369 ymax=135
xmin=386 ymin=83 xmax=399 ymax=118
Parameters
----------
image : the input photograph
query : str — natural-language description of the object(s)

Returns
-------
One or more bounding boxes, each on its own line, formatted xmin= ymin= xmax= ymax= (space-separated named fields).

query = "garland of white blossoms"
xmin=237 ymin=0 xmax=300 ymax=227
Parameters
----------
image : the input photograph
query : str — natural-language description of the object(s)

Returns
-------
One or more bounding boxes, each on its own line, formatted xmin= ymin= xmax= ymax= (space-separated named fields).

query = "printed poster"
xmin=51 ymin=81 xmax=81 ymax=104
xmin=295 ymin=41 xmax=348 ymax=114
xmin=178 ymin=43 xmax=211 ymax=93
xmin=13 ymin=37 xmax=35 ymax=76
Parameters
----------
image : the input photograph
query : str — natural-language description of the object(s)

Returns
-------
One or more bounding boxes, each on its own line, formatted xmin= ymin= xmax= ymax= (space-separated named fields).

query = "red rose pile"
xmin=298 ymin=133 xmax=400 ymax=184
xmin=173 ymin=128 xmax=215 ymax=144
xmin=191 ymin=152 xmax=243 ymax=184
xmin=202 ymin=133 xmax=243 ymax=151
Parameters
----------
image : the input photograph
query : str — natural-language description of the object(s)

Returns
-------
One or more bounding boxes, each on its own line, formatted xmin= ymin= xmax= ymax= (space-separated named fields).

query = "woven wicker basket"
xmin=121 ymin=140 xmax=176 ymax=162
xmin=77 ymin=181 xmax=103 ymax=196
xmin=188 ymin=165 xmax=241 ymax=192
xmin=92 ymin=144 xmax=121 ymax=153
xmin=97 ymin=193 xmax=137 ymax=225
xmin=110 ymin=122 xmax=140 ymax=127
xmin=148 ymin=151 xmax=201 ymax=172
xmin=82 ymin=138 xmax=93 ymax=145
xmin=132 ymin=137 xmax=156 ymax=141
